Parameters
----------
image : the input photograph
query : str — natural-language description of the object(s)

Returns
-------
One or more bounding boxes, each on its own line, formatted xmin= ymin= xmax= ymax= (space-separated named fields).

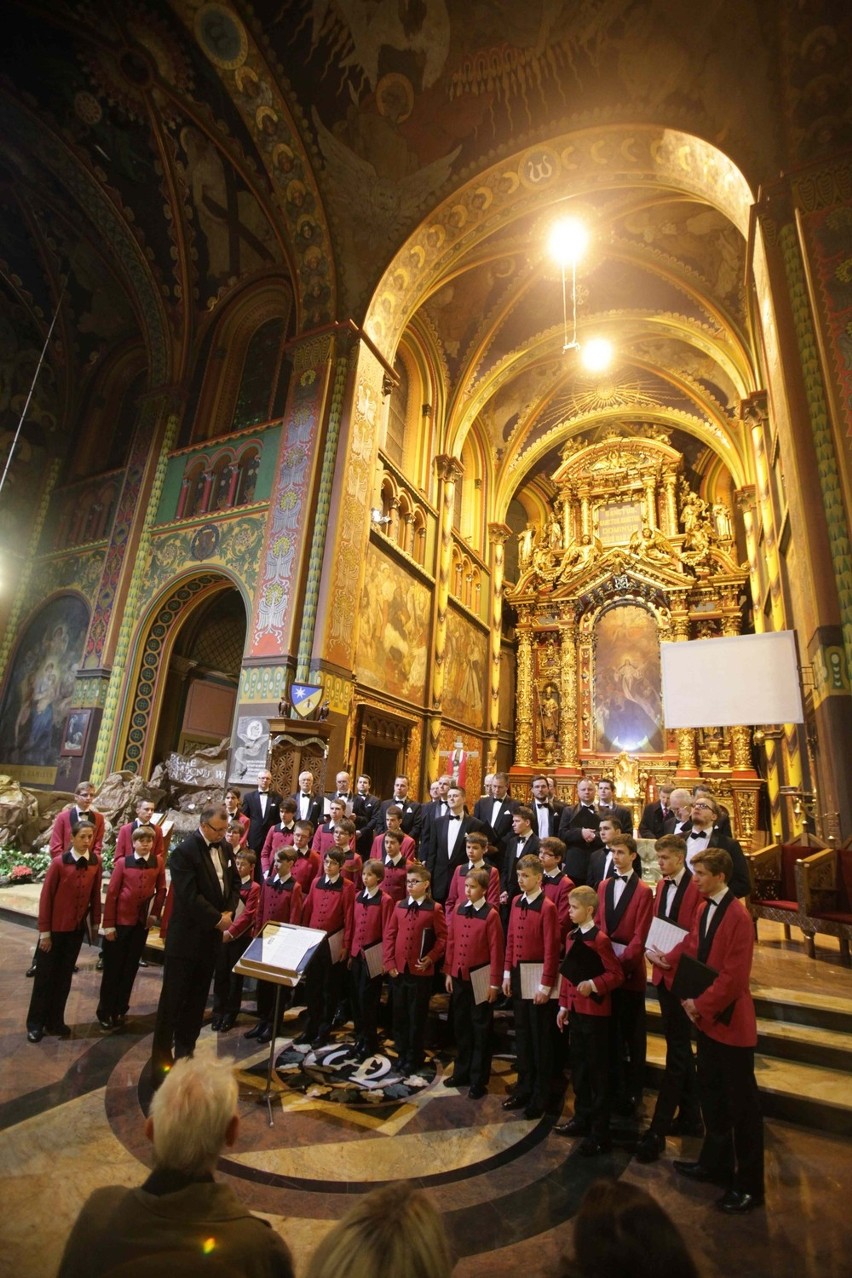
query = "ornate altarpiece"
xmin=508 ymin=432 xmax=762 ymax=843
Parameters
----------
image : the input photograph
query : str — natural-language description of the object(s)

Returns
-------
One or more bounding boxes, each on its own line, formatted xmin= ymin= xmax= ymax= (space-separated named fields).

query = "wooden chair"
xmin=796 ymin=842 xmax=852 ymax=966
xmin=745 ymin=833 xmax=827 ymax=942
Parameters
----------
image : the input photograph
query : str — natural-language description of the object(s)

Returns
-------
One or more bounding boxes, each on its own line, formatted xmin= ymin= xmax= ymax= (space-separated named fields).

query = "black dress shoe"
xmin=244 ymin=1022 xmax=266 ymax=1039
xmin=52 ymin=1024 xmax=72 ymax=1038
xmin=443 ymin=1074 xmax=470 ymax=1088
xmin=25 ymin=965 xmax=37 ymax=978
xmin=97 ymin=1017 xmax=113 ymax=1032
xmin=673 ymin=1160 xmax=723 ymax=1184
xmin=96 ymin=956 xmax=104 ymax=971
xmin=256 ymin=1026 xmax=274 ymax=1044
xmin=578 ymin=1137 xmax=612 ymax=1157
xmin=311 ymin=1032 xmax=330 ymax=1050
xmin=635 ymin=1131 xmax=665 ymax=1163
xmin=219 ymin=1014 xmax=236 ymax=1032
xmin=27 ymin=1028 xmax=44 ymax=1043
xmin=293 ymin=1031 xmax=313 ymax=1046
xmin=502 ymin=1094 xmax=530 ymax=1111
xmin=331 ymin=1010 xmax=348 ymax=1029
xmin=138 ymin=958 xmax=149 ymax=967
xmin=554 ymin=1116 xmax=589 ymax=1137
xmin=210 ymin=1016 xmax=222 ymax=1031
xmin=468 ymin=1085 xmax=487 ymax=1099
xmin=716 ymin=1189 xmax=764 ymax=1214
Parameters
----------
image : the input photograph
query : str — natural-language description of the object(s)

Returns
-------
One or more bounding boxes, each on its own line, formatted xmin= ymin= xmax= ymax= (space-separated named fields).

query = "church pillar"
xmin=663 ymin=469 xmax=679 ymax=536
xmin=559 ymin=612 xmax=579 ymax=770
xmin=515 ymin=620 xmax=534 ymax=766
xmin=486 ymin=522 xmax=511 ymax=775
xmin=426 ymin=454 xmax=464 ymax=781
xmin=670 ymin=604 xmax=698 ymax=778
xmin=643 ymin=474 xmax=656 ymax=528
xmin=578 ymin=487 xmax=591 ymax=537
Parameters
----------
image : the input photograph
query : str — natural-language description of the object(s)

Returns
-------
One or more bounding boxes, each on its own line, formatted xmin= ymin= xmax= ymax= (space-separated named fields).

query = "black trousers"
xmin=97 ymin=924 xmax=148 ymax=1020
xmin=350 ymin=953 xmax=382 ymax=1049
xmin=569 ymin=1010 xmax=611 ymax=1140
xmin=151 ymin=948 xmax=217 ymax=1074
xmin=608 ymin=987 xmax=646 ymax=1103
xmin=303 ymin=939 xmax=345 ymax=1038
xmin=27 ymin=929 xmax=84 ymax=1032
xmin=212 ymin=934 xmax=252 ymax=1015
xmin=450 ymin=976 xmax=494 ymax=1087
xmin=649 ymin=980 xmax=700 ymax=1132
xmin=510 ymin=969 xmax=555 ymax=1108
xmin=392 ymin=970 xmax=432 ymax=1068
xmin=256 ymin=978 xmax=291 ymax=1026
xmin=696 ymin=1032 xmax=764 ymax=1196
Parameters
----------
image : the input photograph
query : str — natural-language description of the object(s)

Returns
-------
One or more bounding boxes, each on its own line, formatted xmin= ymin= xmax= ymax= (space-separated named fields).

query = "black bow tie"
xmin=689 ymin=830 xmax=706 ymax=839
xmin=75 ymin=857 xmax=89 ymax=870
xmin=537 ymin=803 xmax=548 ymax=809
xmin=582 ymin=805 xmax=594 ymax=813
xmin=449 ymin=815 xmax=461 ymax=821
xmin=615 ymin=873 xmax=629 ymax=883
xmin=464 ymin=903 xmax=475 ymax=916
xmin=520 ymin=899 xmax=529 ymax=911
xmin=406 ymin=901 xmax=420 ymax=914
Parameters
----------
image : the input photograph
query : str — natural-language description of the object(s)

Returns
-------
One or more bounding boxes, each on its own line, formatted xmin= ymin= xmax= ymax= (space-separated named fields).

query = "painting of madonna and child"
xmin=593 ymin=604 xmax=664 ymax=753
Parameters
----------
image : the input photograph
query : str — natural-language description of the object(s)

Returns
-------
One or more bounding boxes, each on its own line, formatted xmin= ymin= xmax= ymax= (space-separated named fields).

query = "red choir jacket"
xmin=260 ymin=824 xmax=297 ymax=875
xmin=253 ymin=873 xmax=303 ymax=935
xmin=384 ymin=897 xmax=447 ymax=976
xmin=595 ymin=872 xmax=653 ymax=992
xmin=103 ymin=853 xmax=165 ymax=929
xmin=445 ymin=863 xmax=501 ymax=912
xmin=226 ymin=878 xmax=261 ymax=941
xmin=341 ymin=849 xmax=364 ymax=893
xmin=50 ymin=807 xmax=105 ymax=857
xmin=541 ymin=870 xmax=575 ymax=943
xmin=504 ymin=892 xmax=560 ymax=991
xmin=302 ymin=875 xmax=356 ymax=955
xmin=445 ymin=900 xmax=504 ymax=988
xmin=114 ymin=820 xmax=166 ymax=866
xmin=38 ymin=851 xmax=102 ymax=933
xmin=670 ymin=891 xmax=758 ymax=1048
xmin=288 ymin=847 xmax=322 ymax=894
xmin=380 ymin=854 xmax=410 ymax=903
xmin=649 ymin=869 xmax=702 ymax=989
xmin=351 ymin=888 xmax=394 ymax=959
xmin=558 ymin=925 xmax=624 ymax=1016
xmin=370 ymin=831 xmax=416 ymax=862
xmin=312 ymin=823 xmax=357 ymax=856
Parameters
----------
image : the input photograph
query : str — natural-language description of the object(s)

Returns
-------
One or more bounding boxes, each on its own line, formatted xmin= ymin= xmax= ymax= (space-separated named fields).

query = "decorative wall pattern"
xmin=147 ymin=512 xmax=265 ymax=599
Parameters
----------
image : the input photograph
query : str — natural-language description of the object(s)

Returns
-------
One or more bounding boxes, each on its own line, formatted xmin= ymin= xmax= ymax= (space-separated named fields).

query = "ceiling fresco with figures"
xmin=0 ymin=0 xmax=849 ymax=561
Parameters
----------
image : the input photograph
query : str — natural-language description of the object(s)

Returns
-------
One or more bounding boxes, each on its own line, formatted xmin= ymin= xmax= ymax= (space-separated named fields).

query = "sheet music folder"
xmin=670 ymin=953 xmax=736 ymax=1026
xmin=559 ymin=940 xmax=606 ymax=985
xmin=234 ymin=922 xmax=328 ymax=988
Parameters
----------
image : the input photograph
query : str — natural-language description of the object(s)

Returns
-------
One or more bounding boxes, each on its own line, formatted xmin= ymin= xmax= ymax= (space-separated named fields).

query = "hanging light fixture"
xmin=547 ymin=217 xmax=613 ymax=370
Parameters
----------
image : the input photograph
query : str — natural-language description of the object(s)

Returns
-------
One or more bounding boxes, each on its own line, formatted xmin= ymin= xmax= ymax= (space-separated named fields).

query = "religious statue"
xmin=538 ymin=684 xmax=560 ymax=742
xmin=518 ymin=522 xmax=536 ymax=570
xmin=680 ymin=487 xmax=714 ymax=562
xmin=548 ymin=511 xmax=563 ymax=551
xmin=629 ymin=523 xmax=679 ymax=565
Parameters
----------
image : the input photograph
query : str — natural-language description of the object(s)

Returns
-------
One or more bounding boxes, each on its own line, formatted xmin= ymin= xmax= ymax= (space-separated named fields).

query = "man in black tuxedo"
xmin=352 ymin=772 xmax=381 ymax=856
xmin=423 ymin=785 xmax=488 ymax=903
xmin=596 ymin=777 xmax=633 ymax=834
xmin=473 ymin=771 xmax=516 ymax=864
xmin=500 ymin=805 xmax=540 ymax=913
xmin=639 ymin=784 xmax=674 ymax=838
xmin=324 ymin=769 xmax=356 ymax=815
xmin=529 ymin=774 xmax=563 ymax=839
xmin=150 ymin=805 xmax=240 ymax=1086
xmin=290 ymin=769 xmax=324 ymax=830
xmin=557 ymin=777 xmax=602 ymax=884
xmin=419 ymin=773 xmax=453 ymax=850
xmin=240 ymin=768 xmax=283 ymax=854
xmin=587 ymin=815 xmax=642 ymax=886
xmin=662 ymin=788 xmax=694 ymax=835
xmin=693 ymin=785 xmax=733 ymax=838
xmin=682 ymin=796 xmax=750 ymax=898
xmin=371 ymin=775 xmax=423 ymax=844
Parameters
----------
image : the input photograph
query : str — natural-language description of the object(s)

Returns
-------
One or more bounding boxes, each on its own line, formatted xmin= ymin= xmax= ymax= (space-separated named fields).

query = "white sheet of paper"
xmin=260 ymin=923 xmax=325 ymax=972
xmin=470 ymin=964 xmax=492 ymax=1005
xmin=327 ymin=928 xmax=344 ymax=964
xmin=363 ymin=941 xmax=384 ymax=979
xmin=611 ymin=941 xmax=627 ymax=958
xmin=646 ymin=915 xmax=689 ymax=955
xmin=519 ymin=962 xmax=556 ymax=1000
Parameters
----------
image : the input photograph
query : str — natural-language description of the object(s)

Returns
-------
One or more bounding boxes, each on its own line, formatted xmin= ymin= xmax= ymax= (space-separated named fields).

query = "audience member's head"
xmin=146 ymin=1057 xmax=239 ymax=1177
xmin=563 ymin=1179 xmax=698 ymax=1278
xmin=305 ymin=1182 xmax=453 ymax=1278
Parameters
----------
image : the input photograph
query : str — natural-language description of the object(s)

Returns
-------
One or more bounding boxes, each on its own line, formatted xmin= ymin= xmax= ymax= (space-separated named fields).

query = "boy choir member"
xmin=333 ymin=818 xmax=363 ymax=891
xmin=245 ymin=845 xmax=303 ymax=1044
xmin=49 ymin=782 xmax=106 ymax=857
xmin=223 ymin=787 xmax=250 ymax=845
xmin=114 ymin=798 xmax=166 ymax=864
xmin=636 ymin=834 xmax=703 ymax=1162
xmin=297 ymin=848 xmax=355 ymax=1049
xmin=587 ymin=816 xmax=642 ymax=888
xmin=378 ymin=829 xmax=413 ymax=902
xmin=369 ymin=804 xmax=416 ymax=862
xmin=212 ymin=843 xmax=260 ymax=1031
xmin=500 ymin=806 xmax=540 ymax=918
xmin=651 ymin=848 xmax=765 ymax=1213
xmin=595 ymin=834 xmax=653 ymax=1116
xmin=96 ymin=824 xmax=165 ymax=1029
xmin=311 ymin=798 xmax=349 ymax=854
xmin=349 ymin=858 xmax=394 ymax=1060
xmin=260 ymin=799 xmax=298 ymax=874
xmin=383 ymin=862 xmax=447 ymax=1076
xmin=538 ymin=837 xmax=574 ymax=944
xmin=554 ymin=884 xmax=624 ymax=1154
xmin=27 ymin=819 xmax=102 ymax=1041
xmin=501 ymin=854 xmax=560 ymax=1120
xmin=443 ymin=867 xmax=504 ymax=1098
xmin=287 ymin=821 xmax=321 ymax=893
xmin=445 ymin=831 xmax=501 ymax=912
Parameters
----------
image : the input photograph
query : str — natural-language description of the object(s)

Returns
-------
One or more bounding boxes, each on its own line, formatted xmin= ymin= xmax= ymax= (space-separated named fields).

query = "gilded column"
xmin=559 ymin=613 xmax=579 ymax=770
xmin=663 ymin=469 xmax=679 ymax=537
xmin=487 ymin=522 xmax=511 ymax=770
xmin=643 ymin=474 xmax=657 ymax=528
xmin=579 ymin=487 xmax=591 ymax=537
xmin=427 ymin=454 xmax=464 ymax=780
xmin=671 ymin=603 xmax=698 ymax=776
xmin=516 ymin=620 xmax=534 ymax=766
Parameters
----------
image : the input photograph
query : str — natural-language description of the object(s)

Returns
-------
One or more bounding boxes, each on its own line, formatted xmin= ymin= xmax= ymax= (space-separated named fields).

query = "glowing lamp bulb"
xmin=581 ymin=338 xmax=613 ymax=372
xmin=549 ymin=218 xmax=588 ymax=265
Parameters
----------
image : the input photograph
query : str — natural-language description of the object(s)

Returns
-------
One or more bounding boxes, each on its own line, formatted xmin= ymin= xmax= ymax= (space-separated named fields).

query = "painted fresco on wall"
xmin=355 ymin=542 xmax=431 ymax=703
xmin=498 ymin=646 xmax=516 ymax=735
xmin=0 ymin=594 xmax=89 ymax=768
xmin=593 ymin=603 xmax=663 ymax=753
xmin=443 ymin=607 xmax=487 ymax=731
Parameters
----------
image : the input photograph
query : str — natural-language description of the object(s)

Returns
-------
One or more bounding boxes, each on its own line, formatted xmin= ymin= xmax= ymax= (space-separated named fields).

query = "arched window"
xmin=230 ymin=317 xmax=287 ymax=432
xmin=211 ymin=454 xmax=235 ymax=511
xmin=384 ymin=356 xmax=409 ymax=469
xmin=412 ymin=510 xmax=426 ymax=566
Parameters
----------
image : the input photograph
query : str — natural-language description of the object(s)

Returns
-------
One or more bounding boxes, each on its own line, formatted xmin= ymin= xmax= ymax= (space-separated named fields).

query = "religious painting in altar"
xmin=354 ymin=542 xmax=431 ymax=703
xmin=443 ymin=607 xmax=488 ymax=730
xmin=593 ymin=603 xmax=663 ymax=753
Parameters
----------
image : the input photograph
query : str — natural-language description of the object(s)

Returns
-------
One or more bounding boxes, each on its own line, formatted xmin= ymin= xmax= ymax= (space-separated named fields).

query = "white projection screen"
xmin=660 ymin=631 xmax=804 ymax=728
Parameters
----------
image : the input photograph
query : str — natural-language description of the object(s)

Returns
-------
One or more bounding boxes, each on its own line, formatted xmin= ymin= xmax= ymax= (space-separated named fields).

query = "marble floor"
xmin=2 ymin=914 xmax=851 ymax=1278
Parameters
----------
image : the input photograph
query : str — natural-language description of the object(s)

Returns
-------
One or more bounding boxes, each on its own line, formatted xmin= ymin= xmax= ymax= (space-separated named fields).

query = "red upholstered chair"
xmin=746 ymin=834 xmax=827 ymax=944
xmin=797 ymin=842 xmax=852 ymax=965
